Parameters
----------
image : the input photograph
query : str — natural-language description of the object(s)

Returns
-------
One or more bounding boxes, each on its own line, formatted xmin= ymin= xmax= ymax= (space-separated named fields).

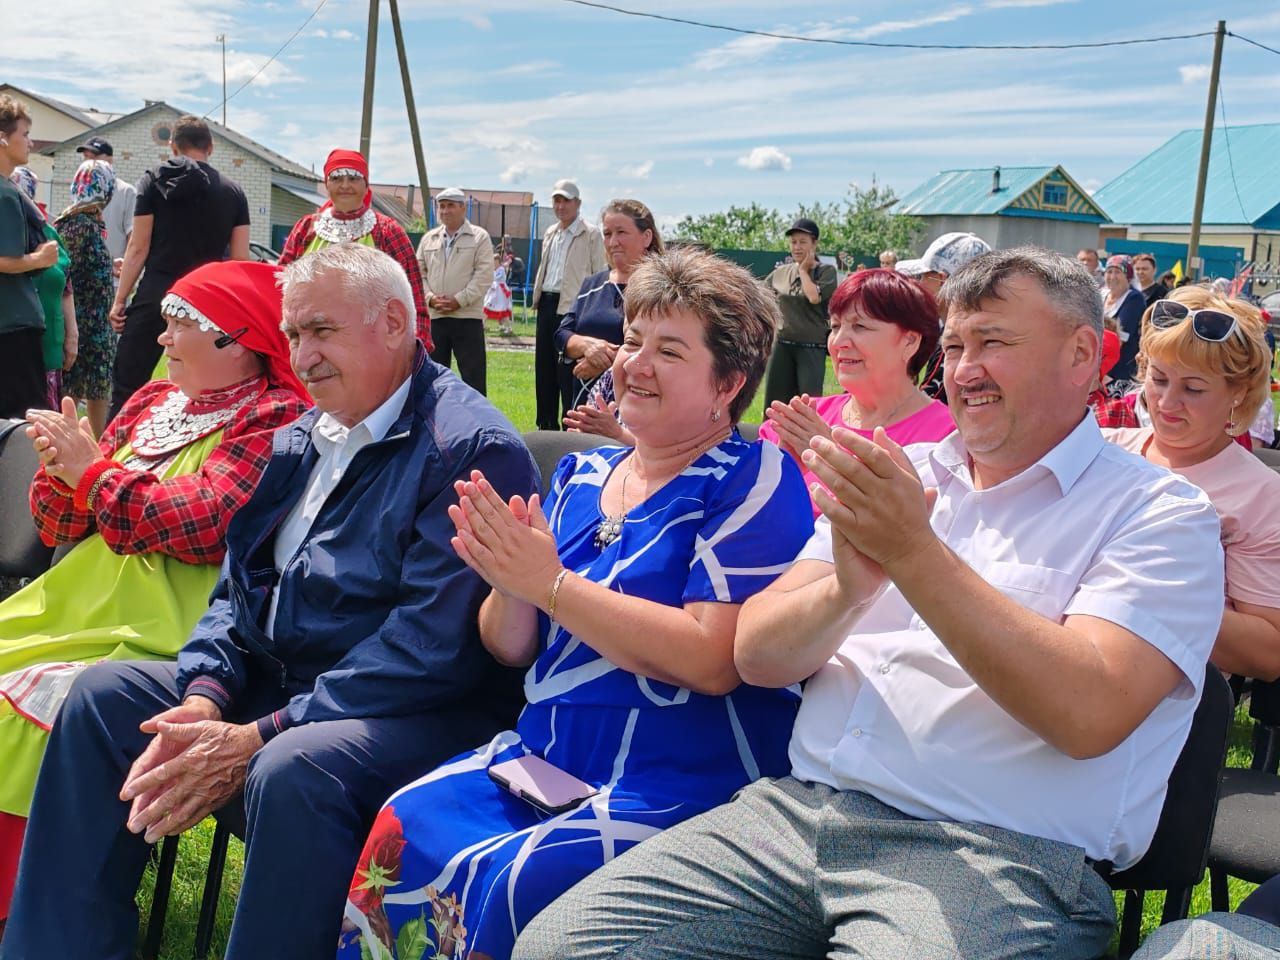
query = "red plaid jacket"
xmin=1089 ymin=390 xmax=1139 ymax=429
xmin=277 ymin=210 xmax=432 ymax=349
xmin=29 ymin=379 xmax=308 ymax=565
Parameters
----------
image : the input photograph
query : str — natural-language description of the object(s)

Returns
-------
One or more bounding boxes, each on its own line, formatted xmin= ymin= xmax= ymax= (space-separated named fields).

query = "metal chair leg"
xmin=192 ymin=821 xmax=232 ymax=959
xmin=1210 ymin=867 xmax=1231 ymax=913
xmin=1161 ymin=885 xmax=1192 ymax=924
xmin=1118 ymin=890 xmax=1145 ymax=959
xmin=142 ymin=834 xmax=180 ymax=960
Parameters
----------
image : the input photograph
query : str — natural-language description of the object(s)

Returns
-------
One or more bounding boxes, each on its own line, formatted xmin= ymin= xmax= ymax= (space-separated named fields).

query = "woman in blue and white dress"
xmin=338 ymin=247 xmax=815 ymax=960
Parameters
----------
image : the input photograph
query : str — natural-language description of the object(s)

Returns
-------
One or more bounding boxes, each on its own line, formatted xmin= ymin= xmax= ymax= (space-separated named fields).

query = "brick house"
xmin=39 ymin=101 xmax=328 ymax=250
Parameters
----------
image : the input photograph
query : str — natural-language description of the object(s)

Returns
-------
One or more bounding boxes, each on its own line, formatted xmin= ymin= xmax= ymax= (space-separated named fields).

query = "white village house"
xmin=38 ymin=100 xmax=336 ymax=250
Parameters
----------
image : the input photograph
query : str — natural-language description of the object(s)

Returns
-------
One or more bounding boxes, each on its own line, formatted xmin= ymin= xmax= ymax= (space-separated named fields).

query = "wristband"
xmin=73 ymin=459 xmax=123 ymax=512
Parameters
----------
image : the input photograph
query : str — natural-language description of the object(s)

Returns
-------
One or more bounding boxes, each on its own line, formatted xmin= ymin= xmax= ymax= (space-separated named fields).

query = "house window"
xmin=152 ymin=123 xmax=172 ymax=146
xmin=1042 ymin=182 xmax=1068 ymax=207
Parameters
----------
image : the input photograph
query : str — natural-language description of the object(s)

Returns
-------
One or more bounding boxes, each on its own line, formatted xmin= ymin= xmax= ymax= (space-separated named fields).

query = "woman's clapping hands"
xmin=449 ymin=470 xmax=563 ymax=607
xmin=764 ymin=395 xmax=832 ymax=461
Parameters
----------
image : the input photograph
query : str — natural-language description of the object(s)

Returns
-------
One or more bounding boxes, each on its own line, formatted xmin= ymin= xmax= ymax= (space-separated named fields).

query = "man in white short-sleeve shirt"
xmin=515 ymin=246 xmax=1225 ymax=960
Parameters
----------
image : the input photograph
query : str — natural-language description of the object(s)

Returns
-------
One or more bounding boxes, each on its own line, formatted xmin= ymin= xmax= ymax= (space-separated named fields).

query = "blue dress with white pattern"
xmin=338 ymin=434 xmax=814 ymax=960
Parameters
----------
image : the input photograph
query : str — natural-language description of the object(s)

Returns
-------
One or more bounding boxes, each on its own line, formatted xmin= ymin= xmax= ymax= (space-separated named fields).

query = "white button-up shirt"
xmin=266 ymin=377 xmax=412 ymax=637
xmin=788 ymin=415 xmax=1224 ymax=869
xmin=540 ymin=217 xmax=584 ymax=294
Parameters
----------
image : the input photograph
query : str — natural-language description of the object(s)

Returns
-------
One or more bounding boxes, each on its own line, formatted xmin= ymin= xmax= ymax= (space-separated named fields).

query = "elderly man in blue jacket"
xmin=4 ymin=244 xmax=539 ymax=959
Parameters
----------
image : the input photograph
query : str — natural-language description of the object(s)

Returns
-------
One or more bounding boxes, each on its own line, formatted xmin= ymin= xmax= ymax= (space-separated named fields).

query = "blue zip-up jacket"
xmin=175 ymin=350 xmax=538 ymax=739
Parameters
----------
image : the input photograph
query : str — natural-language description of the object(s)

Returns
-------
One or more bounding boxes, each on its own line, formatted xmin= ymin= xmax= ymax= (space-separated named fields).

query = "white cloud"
xmin=496 ymin=59 xmax=560 ymax=77
xmin=332 ymin=29 xmax=357 ymax=40
xmin=1179 ymin=64 xmax=1211 ymax=85
xmin=850 ymin=5 xmax=974 ymax=40
xmin=309 ymin=28 xmax=329 ymax=38
xmin=736 ymin=146 xmax=792 ymax=171
xmin=465 ymin=14 xmax=493 ymax=30
xmin=619 ymin=160 xmax=654 ymax=179
xmin=499 ymin=162 xmax=531 ymax=184
xmin=704 ymin=157 xmax=714 ymax=167
xmin=692 ymin=17 xmax=860 ymax=71
xmin=984 ymin=0 xmax=1076 ymax=7
xmin=693 ymin=34 xmax=787 ymax=71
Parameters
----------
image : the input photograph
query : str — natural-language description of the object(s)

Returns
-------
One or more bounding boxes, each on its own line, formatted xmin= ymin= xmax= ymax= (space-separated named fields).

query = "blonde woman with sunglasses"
xmin=1106 ymin=287 xmax=1280 ymax=680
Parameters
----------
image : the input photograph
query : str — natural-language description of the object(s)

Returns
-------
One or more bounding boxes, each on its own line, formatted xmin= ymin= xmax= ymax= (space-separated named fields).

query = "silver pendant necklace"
xmin=594 ymin=459 xmax=634 ymax=549
xmin=593 ymin=432 xmax=730 ymax=550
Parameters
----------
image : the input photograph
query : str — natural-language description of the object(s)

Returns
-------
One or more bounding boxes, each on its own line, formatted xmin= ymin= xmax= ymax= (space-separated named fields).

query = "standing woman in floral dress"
xmin=54 ymin=159 xmax=117 ymax=435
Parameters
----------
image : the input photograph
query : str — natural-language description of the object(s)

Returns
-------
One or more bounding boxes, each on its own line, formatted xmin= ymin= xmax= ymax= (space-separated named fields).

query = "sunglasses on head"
xmin=1149 ymin=299 xmax=1240 ymax=343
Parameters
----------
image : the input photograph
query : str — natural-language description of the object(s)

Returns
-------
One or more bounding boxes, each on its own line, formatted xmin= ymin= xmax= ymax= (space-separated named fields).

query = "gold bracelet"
xmin=547 ymin=569 xmax=570 ymax=622
xmin=85 ymin=471 xmax=115 ymax=512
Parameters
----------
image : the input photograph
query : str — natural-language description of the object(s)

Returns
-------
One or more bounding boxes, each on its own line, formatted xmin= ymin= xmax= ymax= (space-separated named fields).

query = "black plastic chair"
xmin=0 ymin=419 xmax=54 ymax=580
xmin=521 ymin=429 xmax=610 ymax=497
xmin=1106 ymin=666 xmax=1234 ymax=957
xmin=1254 ymin=447 xmax=1280 ymax=471
xmin=1207 ymin=677 xmax=1280 ymax=911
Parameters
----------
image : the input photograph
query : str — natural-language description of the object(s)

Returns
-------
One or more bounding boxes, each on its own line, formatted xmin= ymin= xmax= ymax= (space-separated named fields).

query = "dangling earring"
xmin=1227 ymin=400 xmax=1239 ymax=434
xmin=711 ymin=407 xmax=722 ymax=422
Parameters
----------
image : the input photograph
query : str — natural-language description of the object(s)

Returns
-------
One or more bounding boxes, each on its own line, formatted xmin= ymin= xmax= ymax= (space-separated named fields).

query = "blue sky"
xmin=13 ymin=1 xmax=1280 ymax=229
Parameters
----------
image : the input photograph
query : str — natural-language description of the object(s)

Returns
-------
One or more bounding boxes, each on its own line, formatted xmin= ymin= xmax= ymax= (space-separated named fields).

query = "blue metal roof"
xmin=1094 ymin=123 xmax=1280 ymax=228
xmin=894 ymin=166 xmax=1054 ymax=216
xmin=892 ymin=165 xmax=1107 ymax=222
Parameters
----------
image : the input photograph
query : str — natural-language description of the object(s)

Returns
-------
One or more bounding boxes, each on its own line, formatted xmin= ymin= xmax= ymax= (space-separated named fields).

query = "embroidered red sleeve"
xmin=376 ymin=217 xmax=433 ymax=350
xmin=276 ymin=216 xmax=314 ymax=267
xmin=88 ymin=391 xmax=307 ymax=565
xmin=29 ymin=381 xmax=171 ymax=547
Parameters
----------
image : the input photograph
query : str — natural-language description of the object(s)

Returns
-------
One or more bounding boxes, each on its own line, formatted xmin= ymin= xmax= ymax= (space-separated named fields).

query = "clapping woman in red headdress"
xmin=0 ymin=260 xmax=310 ymax=921
xmin=278 ymin=148 xmax=431 ymax=348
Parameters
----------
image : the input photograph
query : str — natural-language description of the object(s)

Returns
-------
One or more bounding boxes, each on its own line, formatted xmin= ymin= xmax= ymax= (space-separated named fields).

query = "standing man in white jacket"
xmin=531 ymin=179 xmax=606 ymax=429
xmin=417 ymin=187 xmax=495 ymax=394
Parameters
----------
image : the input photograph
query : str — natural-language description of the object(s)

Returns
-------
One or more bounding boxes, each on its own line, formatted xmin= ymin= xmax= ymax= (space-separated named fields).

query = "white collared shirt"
xmin=266 ymin=377 xmax=413 ymax=637
xmin=541 ymin=216 xmax=584 ymax=294
xmin=787 ymin=415 xmax=1224 ymax=869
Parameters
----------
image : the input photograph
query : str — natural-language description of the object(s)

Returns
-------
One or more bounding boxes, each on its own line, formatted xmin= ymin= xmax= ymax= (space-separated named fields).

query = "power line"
xmin=1216 ymin=81 xmax=1250 ymax=223
xmin=205 ymin=0 xmax=332 ymax=121
xmin=1229 ymin=32 xmax=1280 ymax=58
xmin=560 ymin=0 xmax=1215 ymax=51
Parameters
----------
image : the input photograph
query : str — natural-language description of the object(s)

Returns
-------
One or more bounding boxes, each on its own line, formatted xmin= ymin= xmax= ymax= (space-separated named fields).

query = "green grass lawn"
xmin=135 ymin=348 xmax=1257 ymax=958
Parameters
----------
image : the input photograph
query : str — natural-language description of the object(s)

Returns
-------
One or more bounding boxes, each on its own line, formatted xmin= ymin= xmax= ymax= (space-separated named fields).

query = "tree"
xmin=669 ymin=202 xmax=787 ymax=250
xmin=798 ymin=181 xmax=924 ymax=262
xmin=668 ymin=182 xmax=923 ymax=261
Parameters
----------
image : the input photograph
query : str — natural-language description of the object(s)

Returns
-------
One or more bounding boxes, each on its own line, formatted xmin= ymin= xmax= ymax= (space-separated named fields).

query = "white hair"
xmin=278 ymin=242 xmax=414 ymax=326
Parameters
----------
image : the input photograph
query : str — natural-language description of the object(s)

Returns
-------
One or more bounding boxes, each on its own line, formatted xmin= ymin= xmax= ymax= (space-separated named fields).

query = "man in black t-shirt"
xmin=108 ymin=115 xmax=250 ymax=417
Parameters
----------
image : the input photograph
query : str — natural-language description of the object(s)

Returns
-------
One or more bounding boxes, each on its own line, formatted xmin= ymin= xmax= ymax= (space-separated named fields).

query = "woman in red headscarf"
xmin=278 ymin=148 xmax=431 ymax=347
xmin=0 ymin=260 xmax=310 ymax=921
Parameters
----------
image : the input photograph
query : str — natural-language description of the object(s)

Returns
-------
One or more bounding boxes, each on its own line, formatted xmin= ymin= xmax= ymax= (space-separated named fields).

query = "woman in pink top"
xmin=1105 ymin=286 xmax=1280 ymax=680
xmin=758 ymin=268 xmax=954 ymax=514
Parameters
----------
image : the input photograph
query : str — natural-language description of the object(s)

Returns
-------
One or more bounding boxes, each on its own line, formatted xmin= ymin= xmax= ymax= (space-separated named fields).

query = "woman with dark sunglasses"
xmin=1105 ymin=287 xmax=1280 ymax=681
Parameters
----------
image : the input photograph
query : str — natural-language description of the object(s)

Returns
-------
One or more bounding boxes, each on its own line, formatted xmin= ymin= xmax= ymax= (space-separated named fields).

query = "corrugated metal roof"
xmin=1095 ymin=124 xmax=1280 ymax=227
xmin=38 ymin=101 xmax=317 ymax=181
xmin=894 ymin=166 xmax=1055 ymax=215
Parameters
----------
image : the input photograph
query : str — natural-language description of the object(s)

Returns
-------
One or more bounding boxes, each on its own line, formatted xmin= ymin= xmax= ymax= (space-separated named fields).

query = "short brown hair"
xmin=0 ymin=95 xmax=31 ymax=138
xmin=601 ymin=199 xmax=664 ymax=255
xmin=172 ymin=115 xmax=213 ymax=152
xmin=623 ymin=247 xmax=777 ymax=422
xmin=1138 ymin=287 xmax=1271 ymax=436
xmin=1133 ymin=253 xmax=1157 ymax=269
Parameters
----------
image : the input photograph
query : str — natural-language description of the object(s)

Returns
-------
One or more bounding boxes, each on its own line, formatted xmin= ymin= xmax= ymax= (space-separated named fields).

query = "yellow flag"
xmin=1171 ymin=260 xmax=1184 ymax=282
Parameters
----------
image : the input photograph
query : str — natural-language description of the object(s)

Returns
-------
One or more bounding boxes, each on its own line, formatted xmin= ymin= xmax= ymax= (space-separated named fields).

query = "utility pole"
xmin=359 ymin=0 xmax=379 ymax=159
xmin=216 ymin=34 xmax=227 ymax=126
xmin=1187 ymin=19 xmax=1226 ymax=283
xmin=388 ymin=0 xmax=431 ymax=215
